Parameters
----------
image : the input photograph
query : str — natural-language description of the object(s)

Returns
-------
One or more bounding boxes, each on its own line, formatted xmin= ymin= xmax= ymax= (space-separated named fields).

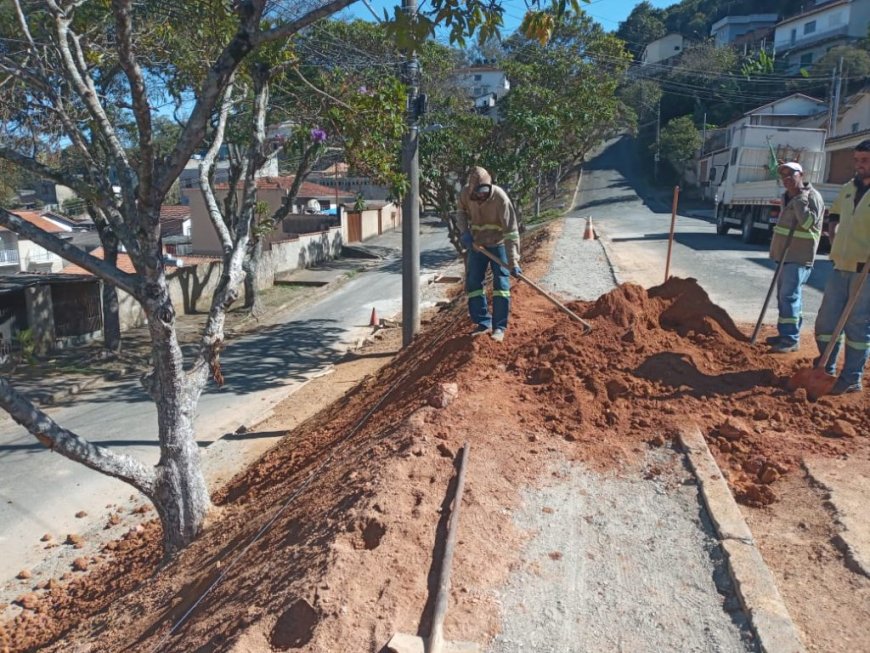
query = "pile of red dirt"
xmin=2 ymin=238 xmax=867 ymax=652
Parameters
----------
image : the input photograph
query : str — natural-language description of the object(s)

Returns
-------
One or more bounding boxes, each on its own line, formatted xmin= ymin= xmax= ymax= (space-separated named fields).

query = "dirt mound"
xmin=3 ymin=248 xmax=868 ymax=653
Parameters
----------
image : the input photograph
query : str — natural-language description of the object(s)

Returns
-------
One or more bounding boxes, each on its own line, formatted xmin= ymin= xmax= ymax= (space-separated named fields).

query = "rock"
xmin=436 ymin=443 xmax=454 ymax=459
xmin=718 ymin=418 xmax=750 ymax=441
xmin=16 ymin=593 xmax=40 ymax=610
xmin=235 ymin=424 xmax=249 ymax=434
xmin=35 ymin=580 xmax=49 ymax=590
xmin=649 ymin=434 xmax=665 ymax=447
xmin=106 ymin=513 xmax=122 ymax=527
xmin=65 ymin=533 xmax=83 ymax=546
xmin=605 ymin=379 xmax=630 ymax=402
xmin=74 ymin=510 xmax=87 ymax=518
xmin=528 ymin=366 xmax=556 ymax=385
xmin=752 ymin=408 xmax=769 ymax=421
xmin=759 ymin=466 xmax=780 ymax=485
xmin=72 ymin=557 xmax=89 ymax=572
xmin=16 ymin=570 xmax=31 ymax=580
xmin=428 ymin=382 xmax=459 ymax=409
xmin=40 ymin=533 xmax=52 ymax=542
xmin=828 ymin=419 xmax=857 ymax=439
xmin=793 ymin=388 xmax=808 ymax=402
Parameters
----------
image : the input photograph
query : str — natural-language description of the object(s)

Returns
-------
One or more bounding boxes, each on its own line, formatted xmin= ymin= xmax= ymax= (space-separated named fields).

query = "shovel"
xmin=750 ymin=221 xmax=797 ymax=345
xmin=386 ymin=443 xmax=480 ymax=653
xmin=472 ymin=245 xmax=593 ymax=333
xmin=788 ymin=257 xmax=870 ymax=399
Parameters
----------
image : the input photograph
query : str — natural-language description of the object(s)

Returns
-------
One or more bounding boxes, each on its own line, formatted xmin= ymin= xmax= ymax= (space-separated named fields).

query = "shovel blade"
xmin=386 ymin=633 xmax=481 ymax=653
xmin=787 ymin=366 xmax=837 ymax=400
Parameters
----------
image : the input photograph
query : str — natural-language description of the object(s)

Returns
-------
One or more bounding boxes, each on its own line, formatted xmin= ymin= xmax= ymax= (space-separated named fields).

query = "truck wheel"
xmin=716 ymin=211 xmax=729 ymax=235
xmin=741 ymin=211 xmax=757 ymax=244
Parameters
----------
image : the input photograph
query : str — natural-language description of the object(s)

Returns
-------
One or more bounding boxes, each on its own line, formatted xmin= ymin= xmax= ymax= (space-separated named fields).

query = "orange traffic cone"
xmin=369 ymin=307 xmax=380 ymax=327
xmin=583 ymin=215 xmax=596 ymax=240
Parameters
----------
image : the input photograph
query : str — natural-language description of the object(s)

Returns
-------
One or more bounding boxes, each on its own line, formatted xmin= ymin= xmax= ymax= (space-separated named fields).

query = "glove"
xmin=511 ymin=265 xmax=522 ymax=278
xmin=460 ymin=231 xmax=473 ymax=249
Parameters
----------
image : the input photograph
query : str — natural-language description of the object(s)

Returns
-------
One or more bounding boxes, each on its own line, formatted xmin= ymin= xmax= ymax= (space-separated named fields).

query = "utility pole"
xmin=401 ymin=0 xmax=420 ymax=347
xmin=654 ymin=98 xmax=661 ymax=182
xmin=827 ymin=65 xmax=837 ymax=138
xmin=831 ymin=56 xmax=844 ymax=138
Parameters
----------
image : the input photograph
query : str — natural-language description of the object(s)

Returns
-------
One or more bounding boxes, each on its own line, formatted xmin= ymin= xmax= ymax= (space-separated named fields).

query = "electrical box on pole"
xmin=401 ymin=0 xmax=421 ymax=347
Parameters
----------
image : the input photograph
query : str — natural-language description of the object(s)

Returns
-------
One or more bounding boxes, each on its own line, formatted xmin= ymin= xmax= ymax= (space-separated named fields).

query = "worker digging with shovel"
xmin=793 ymin=139 xmax=870 ymax=397
xmin=456 ymin=166 xmax=521 ymax=343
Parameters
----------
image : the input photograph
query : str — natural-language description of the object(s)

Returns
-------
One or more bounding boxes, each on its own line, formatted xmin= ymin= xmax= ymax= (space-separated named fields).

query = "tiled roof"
xmin=62 ymin=248 xmax=219 ymax=276
xmin=159 ymin=205 xmax=192 ymax=220
xmin=213 ymin=176 xmax=354 ymax=198
xmin=5 ymin=210 xmax=67 ymax=234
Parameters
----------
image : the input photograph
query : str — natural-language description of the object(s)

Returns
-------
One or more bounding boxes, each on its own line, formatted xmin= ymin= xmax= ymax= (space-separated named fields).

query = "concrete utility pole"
xmin=654 ymin=98 xmax=661 ymax=182
xmin=401 ymin=0 xmax=420 ymax=347
xmin=831 ymin=56 xmax=844 ymax=138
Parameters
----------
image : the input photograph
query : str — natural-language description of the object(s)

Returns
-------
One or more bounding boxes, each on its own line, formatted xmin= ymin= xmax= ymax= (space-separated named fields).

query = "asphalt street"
xmin=576 ymin=137 xmax=831 ymax=326
xmin=0 ymin=219 xmax=455 ymax=578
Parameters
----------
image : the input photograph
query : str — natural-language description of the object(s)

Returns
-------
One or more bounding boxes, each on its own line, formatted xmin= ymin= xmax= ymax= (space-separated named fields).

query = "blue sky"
xmin=339 ymin=0 xmax=675 ymax=34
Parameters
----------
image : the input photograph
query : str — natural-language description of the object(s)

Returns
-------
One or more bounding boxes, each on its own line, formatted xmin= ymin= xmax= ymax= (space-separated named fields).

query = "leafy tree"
xmin=656 ymin=114 xmax=702 ymax=177
xmin=0 ymin=0 xmax=570 ymax=557
xmin=616 ymin=1 xmax=667 ymax=61
xmin=811 ymin=46 xmax=870 ymax=95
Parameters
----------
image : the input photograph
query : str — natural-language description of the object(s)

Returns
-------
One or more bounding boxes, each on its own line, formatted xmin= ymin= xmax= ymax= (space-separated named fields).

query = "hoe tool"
xmin=472 ymin=245 xmax=593 ymax=333
xmin=386 ymin=443 xmax=479 ymax=653
xmin=750 ymin=221 xmax=797 ymax=345
xmin=788 ymin=255 xmax=870 ymax=399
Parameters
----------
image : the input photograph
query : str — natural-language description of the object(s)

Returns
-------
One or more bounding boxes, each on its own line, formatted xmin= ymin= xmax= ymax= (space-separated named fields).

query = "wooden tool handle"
xmin=817 ymin=258 xmax=870 ymax=369
xmin=427 ymin=443 xmax=470 ymax=653
xmin=472 ymin=245 xmax=593 ymax=332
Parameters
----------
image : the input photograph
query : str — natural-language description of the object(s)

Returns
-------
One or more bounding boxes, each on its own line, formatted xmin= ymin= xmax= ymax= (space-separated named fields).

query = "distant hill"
xmin=615 ymin=0 xmax=806 ymax=58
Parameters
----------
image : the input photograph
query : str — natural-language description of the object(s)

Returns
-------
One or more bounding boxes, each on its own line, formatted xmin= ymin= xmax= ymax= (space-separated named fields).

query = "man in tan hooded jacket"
xmin=456 ymin=166 xmax=521 ymax=342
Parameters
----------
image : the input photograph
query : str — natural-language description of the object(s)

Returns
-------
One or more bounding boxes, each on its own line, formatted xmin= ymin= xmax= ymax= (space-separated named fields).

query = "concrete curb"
xmin=678 ymin=423 xmax=806 ymax=653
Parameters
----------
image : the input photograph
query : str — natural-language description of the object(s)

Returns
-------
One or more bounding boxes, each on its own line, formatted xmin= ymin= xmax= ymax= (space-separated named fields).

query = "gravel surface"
xmin=487 ymin=451 xmax=756 ymax=653
xmin=540 ymin=215 xmax=617 ymax=301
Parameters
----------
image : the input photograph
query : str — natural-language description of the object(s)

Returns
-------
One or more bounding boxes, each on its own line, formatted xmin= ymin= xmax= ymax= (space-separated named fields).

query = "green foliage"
xmin=16 ymin=329 xmax=36 ymax=364
xmin=656 ymin=115 xmax=702 ymax=174
xmin=62 ymin=197 xmax=87 ymax=216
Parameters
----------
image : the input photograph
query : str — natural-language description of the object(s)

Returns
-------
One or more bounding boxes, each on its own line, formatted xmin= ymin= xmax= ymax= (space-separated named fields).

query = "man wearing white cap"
xmin=767 ymin=161 xmax=825 ymax=353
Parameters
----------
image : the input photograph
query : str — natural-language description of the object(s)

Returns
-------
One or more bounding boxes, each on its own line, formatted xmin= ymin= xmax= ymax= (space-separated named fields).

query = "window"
xmin=790 ymin=28 xmax=796 ymax=45
xmin=853 ymin=122 xmax=861 ymax=134
xmin=800 ymin=53 xmax=814 ymax=66
xmin=804 ymin=20 xmax=816 ymax=35
xmin=473 ymin=74 xmax=482 ymax=81
xmin=730 ymin=148 xmax=739 ymax=165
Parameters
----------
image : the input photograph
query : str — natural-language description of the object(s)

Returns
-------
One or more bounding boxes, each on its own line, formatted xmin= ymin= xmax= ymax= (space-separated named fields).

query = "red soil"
xmin=2 ymin=229 xmax=867 ymax=653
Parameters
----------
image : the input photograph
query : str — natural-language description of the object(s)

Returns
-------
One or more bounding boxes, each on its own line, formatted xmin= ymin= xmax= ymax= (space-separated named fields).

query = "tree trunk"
xmin=144 ymin=282 xmax=211 ymax=555
xmin=101 ymin=237 xmax=122 ymax=354
xmin=242 ymin=238 xmax=264 ymax=317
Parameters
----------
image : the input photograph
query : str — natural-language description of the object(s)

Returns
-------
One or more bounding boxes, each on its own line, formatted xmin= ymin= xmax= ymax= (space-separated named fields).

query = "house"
xmin=710 ymin=14 xmax=777 ymax=48
xmin=0 ymin=273 xmax=102 ymax=355
xmin=641 ymin=34 xmax=685 ymax=66
xmin=0 ymin=210 xmax=73 ymax=274
xmin=159 ymin=205 xmax=193 ymax=255
xmin=178 ymin=148 xmax=280 ymax=189
xmin=452 ymin=66 xmax=510 ymax=102
xmin=183 ymin=177 xmax=354 ymax=255
xmin=823 ymin=89 xmax=870 ymax=183
xmin=773 ymin=0 xmax=870 ymax=73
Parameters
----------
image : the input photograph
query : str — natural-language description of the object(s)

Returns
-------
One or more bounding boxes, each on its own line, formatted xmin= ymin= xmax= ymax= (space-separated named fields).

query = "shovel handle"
xmin=817 ymin=259 xmax=870 ymax=369
xmin=750 ymin=222 xmax=797 ymax=345
xmin=427 ymin=443 xmax=470 ymax=653
xmin=472 ymin=245 xmax=593 ymax=332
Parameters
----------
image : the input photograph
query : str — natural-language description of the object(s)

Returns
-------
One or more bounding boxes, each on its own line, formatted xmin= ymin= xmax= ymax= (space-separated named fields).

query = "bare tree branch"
xmin=112 ymin=0 xmax=154 ymax=205
xmin=0 ymin=147 xmax=95 ymax=201
xmin=0 ymin=209 xmax=140 ymax=298
xmin=0 ymin=377 xmax=156 ymax=496
xmin=199 ymin=81 xmax=237 ymax=253
xmin=253 ymin=0 xmax=359 ymax=46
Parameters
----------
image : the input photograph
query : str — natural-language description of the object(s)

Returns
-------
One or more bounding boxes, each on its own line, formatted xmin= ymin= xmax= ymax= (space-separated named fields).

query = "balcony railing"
xmin=0 ymin=249 xmax=20 ymax=265
xmin=775 ymin=24 xmax=851 ymax=53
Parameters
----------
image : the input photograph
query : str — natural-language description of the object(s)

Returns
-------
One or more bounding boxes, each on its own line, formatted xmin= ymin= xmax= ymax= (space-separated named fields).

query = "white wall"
xmin=18 ymin=240 xmax=64 ymax=273
xmin=641 ymin=34 xmax=684 ymax=65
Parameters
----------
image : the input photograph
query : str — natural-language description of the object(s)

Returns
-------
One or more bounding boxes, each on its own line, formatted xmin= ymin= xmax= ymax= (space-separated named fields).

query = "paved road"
xmin=576 ymin=137 xmax=831 ymax=326
xmin=0 ymin=219 xmax=455 ymax=579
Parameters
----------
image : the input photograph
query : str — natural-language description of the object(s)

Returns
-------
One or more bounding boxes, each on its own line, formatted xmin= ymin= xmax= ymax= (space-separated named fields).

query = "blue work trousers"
xmin=776 ymin=263 xmax=812 ymax=345
xmin=467 ymin=244 xmax=511 ymax=331
xmin=814 ymin=269 xmax=870 ymax=385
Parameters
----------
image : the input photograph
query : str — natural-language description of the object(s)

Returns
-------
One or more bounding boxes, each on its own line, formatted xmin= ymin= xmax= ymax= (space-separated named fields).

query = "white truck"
xmin=711 ymin=125 xmax=839 ymax=244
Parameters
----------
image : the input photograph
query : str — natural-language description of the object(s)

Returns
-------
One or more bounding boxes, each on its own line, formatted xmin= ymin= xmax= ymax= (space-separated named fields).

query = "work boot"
xmin=491 ymin=328 xmax=505 ymax=343
xmin=765 ymin=335 xmax=783 ymax=345
xmin=770 ymin=340 xmax=799 ymax=353
xmin=831 ymin=378 xmax=862 ymax=395
xmin=471 ymin=324 xmax=489 ymax=337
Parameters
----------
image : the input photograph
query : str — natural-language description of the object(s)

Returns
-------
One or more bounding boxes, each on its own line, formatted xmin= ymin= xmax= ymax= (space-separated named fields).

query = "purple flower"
xmin=357 ymin=85 xmax=369 ymax=95
xmin=310 ymin=128 xmax=327 ymax=143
